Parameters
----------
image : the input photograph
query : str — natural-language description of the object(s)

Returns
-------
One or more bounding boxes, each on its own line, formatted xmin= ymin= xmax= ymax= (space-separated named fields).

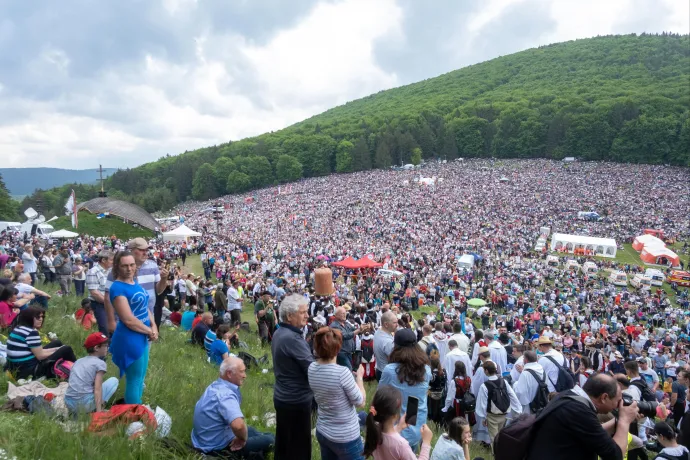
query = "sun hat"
xmin=536 ymin=336 xmax=553 ymax=345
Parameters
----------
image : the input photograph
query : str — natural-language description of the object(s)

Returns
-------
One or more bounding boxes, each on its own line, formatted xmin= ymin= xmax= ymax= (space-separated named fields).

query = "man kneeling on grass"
xmin=192 ymin=356 xmax=275 ymax=458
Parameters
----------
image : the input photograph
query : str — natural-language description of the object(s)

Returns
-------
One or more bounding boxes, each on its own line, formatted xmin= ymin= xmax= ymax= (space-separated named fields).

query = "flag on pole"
xmin=64 ymin=189 xmax=78 ymax=228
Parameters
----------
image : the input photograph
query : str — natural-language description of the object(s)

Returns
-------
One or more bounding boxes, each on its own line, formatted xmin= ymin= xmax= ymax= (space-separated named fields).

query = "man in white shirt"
xmin=510 ymin=345 xmax=526 ymax=383
xmin=448 ymin=322 xmax=470 ymax=353
xmin=226 ymin=280 xmax=243 ymax=324
xmin=537 ymin=335 xmax=567 ymax=393
xmin=443 ymin=339 xmax=472 ymax=402
xmin=417 ymin=324 xmax=435 ymax=354
xmin=487 ymin=333 xmax=508 ymax=377
xmin=475 ymin=360 xmax=522 ymax=451
xmin=512 ymin=351 xmax=546 ymax=414
xmin=637 ymin=357 xmax=659 ymax=392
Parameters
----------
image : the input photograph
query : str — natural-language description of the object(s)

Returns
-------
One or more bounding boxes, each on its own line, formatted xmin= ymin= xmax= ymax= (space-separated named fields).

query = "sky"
xmin=0 ymin=0 xmax=688 ymax=169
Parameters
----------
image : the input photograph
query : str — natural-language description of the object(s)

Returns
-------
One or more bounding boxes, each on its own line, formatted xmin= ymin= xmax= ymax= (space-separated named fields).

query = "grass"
xmin=52 ymin=211 xmax=153 ymax=240
xmin=0 ymin=255 xmax=492 ymax=460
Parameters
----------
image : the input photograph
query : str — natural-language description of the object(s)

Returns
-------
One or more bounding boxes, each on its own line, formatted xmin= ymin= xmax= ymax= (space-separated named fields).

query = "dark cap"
xmin=394 ymin=328 xmax=417 ymax=348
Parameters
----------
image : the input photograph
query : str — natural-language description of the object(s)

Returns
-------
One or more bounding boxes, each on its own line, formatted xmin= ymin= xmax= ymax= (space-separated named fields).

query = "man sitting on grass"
xmin=192 ymin=356 xmax=275 ymax=458
xmin=64 ymin=332 xmax=119 ymax=415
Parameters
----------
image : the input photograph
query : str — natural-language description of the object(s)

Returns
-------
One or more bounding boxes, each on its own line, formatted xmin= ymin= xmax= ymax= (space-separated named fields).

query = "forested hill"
xmin=20 ymin=34 xmax=690 ymax=217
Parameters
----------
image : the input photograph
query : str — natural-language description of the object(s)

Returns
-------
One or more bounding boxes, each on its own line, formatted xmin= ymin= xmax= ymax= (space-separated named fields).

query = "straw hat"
xmin=536 ymin=336 xmax=553 ymax=345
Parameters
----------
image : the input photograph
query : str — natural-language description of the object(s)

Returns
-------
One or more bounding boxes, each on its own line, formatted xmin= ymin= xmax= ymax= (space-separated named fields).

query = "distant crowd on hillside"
xmin=1 ymin=158 xmax=690 ymax=459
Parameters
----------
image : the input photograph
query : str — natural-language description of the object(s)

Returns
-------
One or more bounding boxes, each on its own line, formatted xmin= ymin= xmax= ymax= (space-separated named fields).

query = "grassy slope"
xmin=0 ymin=256 xmax=491 ymax=459
xmin=52 ymin=211 xmax=153 ymax=240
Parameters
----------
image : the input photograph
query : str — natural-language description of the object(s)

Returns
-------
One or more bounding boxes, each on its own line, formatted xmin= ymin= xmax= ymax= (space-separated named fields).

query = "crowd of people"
xmin=0 ymin=158 xmax=689 ymax=459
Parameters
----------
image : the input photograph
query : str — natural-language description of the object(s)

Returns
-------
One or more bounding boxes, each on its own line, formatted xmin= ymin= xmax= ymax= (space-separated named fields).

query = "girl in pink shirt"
xmin=363 ymin=385 xmax=433 ymax=460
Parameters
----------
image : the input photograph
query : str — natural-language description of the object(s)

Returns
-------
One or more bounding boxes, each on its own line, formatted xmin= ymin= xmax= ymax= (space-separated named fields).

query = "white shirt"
xmin=538 ymin=349 xmax=567 ymax=393
xmin=443 ymin=348 xmax=473 ymax=410
xmin=449 ymin=333 xmax=470 ymax=353
xmin=475 ymin=375 xmax=522 ymax=418
xmin=227 ymin=287 xmax=242 ymax=311
xmin=512 ymin=362 xmax=545 ymax=414
xmin=488 ymin=341 xmax=508 ymax=376
xmin=510 ymin=355 xmax=525 ymax=383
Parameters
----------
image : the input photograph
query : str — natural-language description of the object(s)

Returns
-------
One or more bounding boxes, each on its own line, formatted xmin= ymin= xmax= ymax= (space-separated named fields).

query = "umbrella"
xmin=467 ymin=298 xmax=487 ymax=307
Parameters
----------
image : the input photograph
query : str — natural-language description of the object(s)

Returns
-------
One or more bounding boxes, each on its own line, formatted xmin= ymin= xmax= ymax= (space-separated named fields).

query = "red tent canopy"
xmin=352 ymin=254 xmax=383 ymax=269
xmin=332 ymin=256 xmax=358 ymax=268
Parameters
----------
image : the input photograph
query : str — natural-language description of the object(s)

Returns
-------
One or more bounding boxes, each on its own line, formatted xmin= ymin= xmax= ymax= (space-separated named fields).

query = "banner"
xmin=64 ymin=189 xmax=78 ymax=228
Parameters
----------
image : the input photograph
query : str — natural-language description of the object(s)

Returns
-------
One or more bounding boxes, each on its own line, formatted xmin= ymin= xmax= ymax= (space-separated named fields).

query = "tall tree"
xmin=226 ymin=171 xmax=251 ymax=194
xmin=335 ymin=140 xmax=354 ymax=173
xmin=275 ymin=155 xmax=303 ymax=183
xmin=374 ymin=138 xmax=393 ymax=168
xmin=352 ymin=136 xmax=372 ymax=172
xmin=191 ymin=163 xmax=218 ymax=201
xmin=0 ymin=174 xmax=18 ymax=221
xmin=440 ymin=126 xmax=458 ymax=160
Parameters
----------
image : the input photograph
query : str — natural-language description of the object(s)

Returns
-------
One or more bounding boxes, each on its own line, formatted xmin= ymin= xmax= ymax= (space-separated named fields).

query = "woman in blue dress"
xmin=109 ymin=251 xmax=158 ymax=404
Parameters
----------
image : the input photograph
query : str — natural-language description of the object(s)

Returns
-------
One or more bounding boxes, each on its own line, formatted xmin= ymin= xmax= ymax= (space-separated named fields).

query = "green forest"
xmin=16 ymin=34 xmax=690 ymax=219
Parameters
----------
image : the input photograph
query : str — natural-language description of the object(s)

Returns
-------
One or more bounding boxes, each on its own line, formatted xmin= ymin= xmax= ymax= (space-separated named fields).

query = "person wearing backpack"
xmin=653 ymin=421 xmax=690 ymax=460
xmin=474 ymin=360 xmax=521 ymax=453
xmin=536 ymin=335 xmax=575 ymax=393
xmin=512 ymin=350 xmax=549 ymax=415
xmin=625 ymin=359 xmax=656 ymax=443
xmin=503 ymin=373 xmax=639 ymax=460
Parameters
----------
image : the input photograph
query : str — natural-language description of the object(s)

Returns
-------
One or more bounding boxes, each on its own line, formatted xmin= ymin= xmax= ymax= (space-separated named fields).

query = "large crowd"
xmin=0 ymin=158 xmax=689 ymax=460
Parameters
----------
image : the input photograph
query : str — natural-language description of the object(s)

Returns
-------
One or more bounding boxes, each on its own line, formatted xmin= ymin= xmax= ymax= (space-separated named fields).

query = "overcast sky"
xmin=1 ymin=0 xmax=687 ymax=169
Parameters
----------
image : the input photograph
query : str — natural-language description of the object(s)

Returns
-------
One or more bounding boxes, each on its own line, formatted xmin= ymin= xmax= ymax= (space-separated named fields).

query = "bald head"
xmin=334 ymin=306 xmax=347 ymax=322
xmin=202 ymin=312 xmax=213 ymax=324
xmin=381 ymin=311 xmax=397 ymax=332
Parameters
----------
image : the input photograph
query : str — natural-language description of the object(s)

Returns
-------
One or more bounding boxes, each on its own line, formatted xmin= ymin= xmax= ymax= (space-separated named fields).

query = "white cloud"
xmin=0 ymin=0 xmax=687 ymax=169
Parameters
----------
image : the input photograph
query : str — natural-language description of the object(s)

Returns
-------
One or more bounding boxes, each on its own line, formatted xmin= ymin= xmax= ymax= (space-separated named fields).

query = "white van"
xmin=566 ymin=260 xmax=580 ymax=271
xmin=457 ymin=254 xmax=475 ymax=271
xmin=546 ymin=255 xmax=559 ymax=267
xmin=581 ymin=261 xmax=598 ymax=275
xmin=630 ymin=274 xmax=652 ymax=291
xmin=19 ymin=222 xmax=54 ymax=238
xmin=0 ymin=221 xmax=21 ymax=233
xmin=644 ymin=269 xmax=665 ymax=287
xmin=608 ymin=270 xmax=628 ymax=287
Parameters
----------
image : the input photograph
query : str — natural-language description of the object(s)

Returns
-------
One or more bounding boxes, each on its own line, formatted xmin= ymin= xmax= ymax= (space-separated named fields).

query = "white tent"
xmin=162 ymin=224 xmax=202 ymax=242
xmin=550 ymin=233 xmax=617 ymax=258
xmin=48 ymin=229 xmax=79 ymax=239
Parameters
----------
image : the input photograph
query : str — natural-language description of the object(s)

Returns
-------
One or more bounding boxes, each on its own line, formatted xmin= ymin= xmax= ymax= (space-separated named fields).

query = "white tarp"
xmin=48 ymin=229 xmax=79 ymax=238
xmin=550 ymin=233 xmax=617 ymax=258
xmin=162 ymin=224 xmax=202 ymax=242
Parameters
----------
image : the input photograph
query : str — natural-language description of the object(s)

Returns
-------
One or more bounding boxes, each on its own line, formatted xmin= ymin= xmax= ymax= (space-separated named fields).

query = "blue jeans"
xmin=316 ymin=430 xmax=364 ymax=460
xmin=240 ymin=426 xmax=275 ymax=457
xmin=30 ymin=295 xmax=49 ymax=309
xmin=65 ymin=377 xmax=119 ymax=414
xmin=124 ymin=345 xmax=149 ymax=404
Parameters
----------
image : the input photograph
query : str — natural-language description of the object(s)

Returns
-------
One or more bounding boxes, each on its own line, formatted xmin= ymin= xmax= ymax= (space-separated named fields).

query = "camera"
xmin=621 ymin=393 xmax=658 ymax=419
xmin=644 ymin=436 xmax=662 ymax=453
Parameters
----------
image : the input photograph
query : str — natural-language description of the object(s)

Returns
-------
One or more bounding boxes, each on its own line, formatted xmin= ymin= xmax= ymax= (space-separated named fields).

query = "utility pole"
xmin=97 ymin=164 xmax=107 ymax=197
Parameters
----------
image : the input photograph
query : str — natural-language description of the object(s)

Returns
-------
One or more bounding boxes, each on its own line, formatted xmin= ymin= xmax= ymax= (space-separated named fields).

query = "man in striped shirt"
xmin=104 ymin=238 xmax=168 ymax=333
xmin=86 ymin=250 xmax=113 ymax=335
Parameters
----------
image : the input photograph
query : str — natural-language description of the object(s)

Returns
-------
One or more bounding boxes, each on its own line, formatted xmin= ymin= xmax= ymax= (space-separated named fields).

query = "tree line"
xmin=17 ymin=33 xmax=690 ymax=218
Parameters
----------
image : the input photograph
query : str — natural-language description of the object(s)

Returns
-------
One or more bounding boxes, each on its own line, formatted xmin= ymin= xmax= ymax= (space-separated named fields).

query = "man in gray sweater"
xmin=271 ymin=294 xmax=314 ymax=460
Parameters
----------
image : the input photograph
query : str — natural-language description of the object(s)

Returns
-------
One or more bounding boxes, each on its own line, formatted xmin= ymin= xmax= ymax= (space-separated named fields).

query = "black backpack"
xmin=493 ymin=393 xmax=592 ymax=460
xmin=525 ymin=369 xmax=550 ymax=415
xmin=630 ymin=379 xmax=656 ymax=402
xmin=656 ymin=452 xmax=690 ymax=460
xmin=486 ymin=377 xmax=511 ymax=414
xmin=544 ymin=355 xmax=576 ymax=392
xmin=454 ymin=377 xmax=476 ymax=413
